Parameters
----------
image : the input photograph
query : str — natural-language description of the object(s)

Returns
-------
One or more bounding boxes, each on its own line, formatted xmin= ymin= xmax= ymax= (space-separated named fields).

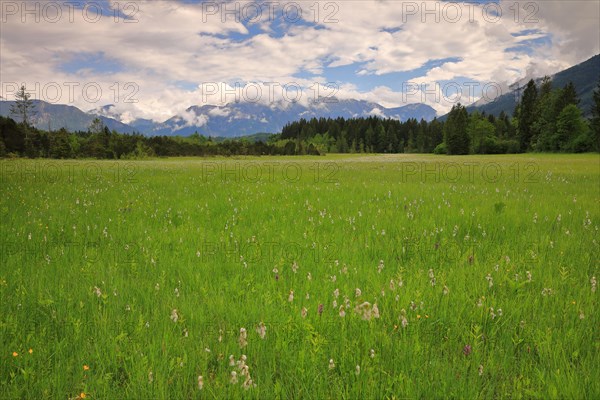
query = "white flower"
xmin=256 ymin=322 xmax=266 ymax=339
xmin=355 ymin=288 xmax=362 ymax=297
xmin=329 ymin=359 xmax=335 ymax=370
xmin=372 ymin=304 xmax=380 ymax=319
xmin=288 ymin=290 xmax=294 ymax=302
xmin=170 ymin=309 xmax=179 ymax=323
xmin=355 ymin=365 xmax=361 ymax=375
xmin=301 ymin=307 xmax=308 ymax=318
xmin=239 ymin=328 xmax=248 ymax=348
xmin=339 ymin=306 xmax=346 ymax=317
xmin=198 ymin=375 xmax=204 ymax=390
xmin=369 ymin=349 xmax=375 ymax=358
xmin=230 ymin=371 xmax=238 ymax=384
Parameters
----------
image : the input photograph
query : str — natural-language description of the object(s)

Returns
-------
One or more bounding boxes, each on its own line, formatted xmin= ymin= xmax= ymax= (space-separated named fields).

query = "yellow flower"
xmin=79 ymin=393 xmax=87 ymax=399
xmin=12 ymin=352 xmax=18 ymax=357
xmin=83 ymin=365 xmax=90 ymax=371
xmin=417 ymin=315 xmax=421 ymax=319
xmin=28 ymin=348 xmax=33 ymax=354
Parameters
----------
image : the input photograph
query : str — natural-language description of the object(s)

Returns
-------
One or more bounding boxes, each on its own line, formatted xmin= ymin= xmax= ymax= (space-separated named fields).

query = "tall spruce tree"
xmin=591 ymin=79 xmax=600 ymax=152
xmin=444 ymin=103 xmax=470 ymax=155
xmin=518 ymin=79 xmax=538 ymax=151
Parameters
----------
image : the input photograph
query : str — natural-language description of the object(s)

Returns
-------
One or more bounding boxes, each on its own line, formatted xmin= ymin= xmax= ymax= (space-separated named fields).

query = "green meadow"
xmin=1 ymin=154 xmax=598 ymax=399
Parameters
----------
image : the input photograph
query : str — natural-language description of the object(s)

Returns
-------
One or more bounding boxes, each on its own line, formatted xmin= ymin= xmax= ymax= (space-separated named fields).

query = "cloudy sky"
xmin=1 ymin=0 xmax=598 ymax=122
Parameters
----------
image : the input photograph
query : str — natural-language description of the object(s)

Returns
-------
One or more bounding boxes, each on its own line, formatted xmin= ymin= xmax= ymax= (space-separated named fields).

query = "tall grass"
xmin=1 ymin=154 xmax=598 ymax=399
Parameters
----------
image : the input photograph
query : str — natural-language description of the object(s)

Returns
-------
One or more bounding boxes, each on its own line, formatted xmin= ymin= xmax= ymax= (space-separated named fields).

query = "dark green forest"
xmin=1 ymin=78 xmax=599 ymax=159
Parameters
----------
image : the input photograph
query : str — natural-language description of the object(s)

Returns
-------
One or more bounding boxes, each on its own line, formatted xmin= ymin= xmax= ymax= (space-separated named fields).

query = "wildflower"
xmin=93 ymin=286 xmax=102 ymax=297
xmin=230 ymin=371 xmax=238 ymax=384
xmin=239 ymin=328 xmax=248 ymax=348
xmin=12 ymin=352 xmax=18 ymax=357
xmin=183 ymin=328 xmax=189 ymax=337
xmin=28 ymin=348 xmax=32 ymax=354
xmin=372 ymin=303 xmax=380 ymax=319
xmin=155 ymin=283 xmax=160 ymax=291
xmin=291 ymin=261 xmax=299 ymax=273
xmin=463 ymin=344 xmax=472 ymax=356
xmin=170 ymin=309 xmax=179 ymax=323
xmin=332 ymin=299 xmax=337 ymax=308
xmin=541 ymin=288 xmax=554 ymax=296
xmin=369 ymin=349 xmax=375 ymax=358
xmin=333 ymin=288 xmax=340 ymax=298
xmin=301 ymin=307 xmax=308 ymax=318
xmin=478 ymin=364 xmax=484 ymax=376
xmin=307 ymin=272 xmax=312 ymax=280
xmin=591 ymin=276 xmax=597 ymax=293
xmin=489 ymin=307 xmax=496 ymax=319
xmin=83 ymin=365 xmax=90 ymax=371
xmin=378 ymin=260 xmax=384 ymax=273
xmin=339 ymin=306 xmax=346 ymax=317
xmin=497 ymin=308 xmax=503 ymax=317
xmin=355 ymin=288 xmax=362 ymax=297
xmin=442 ymin=285 xmax=449 ymax=295
xmin=174 ymin=288 xmax=180 ymax=297
xmin=148 ymin=371 xmax=154 ymax=383
xmin=400 ymin=309 xmax=408 ymax=328
xmin=526 ymin=271 xmax=532 ymax=282
xmin=318 ymin=304 xmax=324 ymax=316
xmin=329 ymin=359 xmax=335 ymax=370
xmin=355 ymin=365 xmax=361 ymax=375
xmin=485 ymin=274 xmax=493 ymax=288
xmin=229 ymin=355 xmax=235 ymax=366
xmin=198 ymin=375 xmax=204 ymax=390
xmin=256 ymin=322 xmax=266 ymax=339
xmin=579 ymin=310 xmax=585 ymax=320
xmin=242 ymin=377 xmax=255 ymax=390
xmin=78 ymin=393 xmax=87 ymax=399
xmin=288 ymin=290 xmax=294 ymax=302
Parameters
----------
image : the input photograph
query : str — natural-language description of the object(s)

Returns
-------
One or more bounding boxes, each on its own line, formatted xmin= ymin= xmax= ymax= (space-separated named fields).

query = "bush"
xmin=433 ymin=142 xmax=447 ymax=154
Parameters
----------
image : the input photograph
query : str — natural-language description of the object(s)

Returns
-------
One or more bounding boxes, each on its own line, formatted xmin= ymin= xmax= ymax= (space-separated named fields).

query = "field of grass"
xmin=1 ymin=154 xmax=598 ymax=399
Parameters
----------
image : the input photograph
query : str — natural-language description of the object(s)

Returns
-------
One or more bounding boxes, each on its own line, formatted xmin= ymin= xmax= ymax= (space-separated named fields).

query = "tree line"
xmin=1 ymin=78 xmax=599 ymax=159
xmin=281 ymin=78 xmax=600 ymax=155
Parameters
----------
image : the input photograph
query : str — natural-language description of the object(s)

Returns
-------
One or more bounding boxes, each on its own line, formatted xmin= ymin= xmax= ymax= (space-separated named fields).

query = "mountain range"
xmin=1 ymin=54 xmax=597 ymax=137
xmin=0 ymin=98 xmax=436 ymax=137
xmin=467 ymin=54 xmax=599 ymax=117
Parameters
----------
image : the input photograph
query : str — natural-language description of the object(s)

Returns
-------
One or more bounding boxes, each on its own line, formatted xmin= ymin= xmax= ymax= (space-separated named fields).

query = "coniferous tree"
xmin=444 ymin=103 xmax=470 ymax=155
xmin=10 ymin=85 xmax=36 ymax=127
xmin=591 ymin=79 xmax=600 ymax=152
xmin=518 ymin=79 xmax=538 ymax=151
